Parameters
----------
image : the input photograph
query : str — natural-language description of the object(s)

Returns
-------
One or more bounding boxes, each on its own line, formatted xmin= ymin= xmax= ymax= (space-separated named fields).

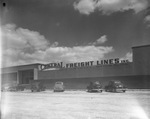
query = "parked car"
xmin=1 ymin=84 xmax=25 ymax=92
xmin=87 ymin=81 xmax=103 ymax=93
xmin=54 ymin=81 xmax=65 ymax=92
xmin=16 ymin=84 xmax=25 ymax=91
xmin=31 ymin=81 xmax=45 ymax=92
xmin=1 ymin=86 xmax=16 ymax=92
xmin=105 ymin=80 xmax=126 ymax=92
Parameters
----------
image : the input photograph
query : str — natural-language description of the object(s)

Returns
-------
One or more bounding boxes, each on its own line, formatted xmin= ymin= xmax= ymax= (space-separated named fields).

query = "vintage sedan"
xmin=31 ymin=81 xmax=45 ymax=92
xmin=87 ymin=81 xmax=103 ymax=93
xmin=105 ymin=80 xmax=126 ymax=93
xmin=1 ymin=84 xmax=25 ymax=92
xmin=54 ymin=81 xmax=65 ymax=92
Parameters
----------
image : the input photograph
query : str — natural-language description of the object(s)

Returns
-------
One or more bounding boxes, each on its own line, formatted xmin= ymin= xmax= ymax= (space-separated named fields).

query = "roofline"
xmin=1 ymin=63 xmax=43 ymax=69
xmin=132 ymin=44 xmax=150 ymax=49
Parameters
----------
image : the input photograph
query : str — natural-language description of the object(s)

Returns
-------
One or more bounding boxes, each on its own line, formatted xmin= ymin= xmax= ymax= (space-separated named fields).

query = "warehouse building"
xmin=1 ymin=45 xmax=150 ymax=89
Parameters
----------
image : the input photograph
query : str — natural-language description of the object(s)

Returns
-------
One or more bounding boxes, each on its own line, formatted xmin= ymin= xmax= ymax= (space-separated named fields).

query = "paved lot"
xmin=1 ymin=90 xmax=150 ymax=119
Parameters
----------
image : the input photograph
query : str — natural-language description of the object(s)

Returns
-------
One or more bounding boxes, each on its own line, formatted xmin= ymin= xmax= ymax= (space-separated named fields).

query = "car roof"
xmin=109 ymin=80 xmax=122 ymax=83
xmin=55 ymin=81 xmax=63 ymax=83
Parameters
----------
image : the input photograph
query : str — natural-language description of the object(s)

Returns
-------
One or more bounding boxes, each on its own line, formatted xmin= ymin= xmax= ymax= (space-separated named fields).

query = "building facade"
xmin=1 ymin=45 xmax=150 ymax=89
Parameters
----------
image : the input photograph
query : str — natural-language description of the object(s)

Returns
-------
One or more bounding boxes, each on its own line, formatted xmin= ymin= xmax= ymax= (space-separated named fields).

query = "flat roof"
xmin=1 ymin=63 xmax=42 ymax=69
xmin=132 ymin=44 xmax=150 ymax=49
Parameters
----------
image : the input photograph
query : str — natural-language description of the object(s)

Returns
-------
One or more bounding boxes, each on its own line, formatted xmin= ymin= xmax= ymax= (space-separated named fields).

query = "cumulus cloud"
xmin=2 ymin=24 xmax=49 ymax=51
xmin=121 ymin=52 xmax=133 ymax=62
xmin=74 ymin=0 xmax=97 ymax=15
xmin=51 ymin=42 xmax=59 ymax=47
xmin=92 ymin=35 xmax=107 ymax=45
xmin=1 ymin=24 xmax=114 ymax=67
xmin=74 ymin=0 xmax=149 ymax=15
xmin=144 ymin=15 xmax=150 ymax=27
xmin=44 ymin=46 xmax=113 ymax=63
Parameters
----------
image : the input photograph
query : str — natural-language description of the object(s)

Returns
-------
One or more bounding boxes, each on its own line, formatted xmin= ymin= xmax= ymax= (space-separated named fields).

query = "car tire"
xmin=112 ymin=89 xmax=116 ymax=92
xmin=123 ymin=90 xmax=126 ymax=93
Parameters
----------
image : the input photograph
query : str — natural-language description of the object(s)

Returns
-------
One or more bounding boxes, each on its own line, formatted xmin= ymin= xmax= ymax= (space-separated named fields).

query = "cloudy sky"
xmin=1 ymin=0 xmax=150 ymax=67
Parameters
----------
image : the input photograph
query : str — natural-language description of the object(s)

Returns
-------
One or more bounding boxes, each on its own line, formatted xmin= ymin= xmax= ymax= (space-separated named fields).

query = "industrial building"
xmin=1 ymin=45 xmax=150 ymax=89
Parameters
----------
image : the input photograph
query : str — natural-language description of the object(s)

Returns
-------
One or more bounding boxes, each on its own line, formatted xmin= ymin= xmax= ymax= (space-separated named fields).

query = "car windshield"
xmin=56 ymin=82 xmax=63 ymax=84
xmin=114 ymin=81 xmax=122 ymax=85
xmin=94 ymin=82 xmax=100 ymax=85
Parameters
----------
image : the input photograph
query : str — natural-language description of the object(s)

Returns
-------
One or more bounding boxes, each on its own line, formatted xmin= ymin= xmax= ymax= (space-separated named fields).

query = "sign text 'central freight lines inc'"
xmin=38 ymin=58 xmax=129 ymax=71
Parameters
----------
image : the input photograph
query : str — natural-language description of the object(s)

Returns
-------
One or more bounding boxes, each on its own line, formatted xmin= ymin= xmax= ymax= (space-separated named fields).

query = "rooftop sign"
xmin=38 ymin=58 xmax=129 ymax=71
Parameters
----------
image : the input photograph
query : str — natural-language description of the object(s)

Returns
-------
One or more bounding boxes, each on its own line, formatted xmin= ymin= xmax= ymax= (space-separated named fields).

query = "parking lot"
xmin=1 ymin=90 xmax=150 ymax=119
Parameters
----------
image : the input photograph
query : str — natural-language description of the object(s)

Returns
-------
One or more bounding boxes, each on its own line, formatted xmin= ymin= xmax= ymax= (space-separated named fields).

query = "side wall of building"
xmin=36 ymin=75 xmax=150 ymax=89
xmin=133 ymin=45 xmax=150 ymax=75
xmin=1 ymin=64 xmax=39 ymax=86
xmin=38 ymin=63 xmax=133 ymax=79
